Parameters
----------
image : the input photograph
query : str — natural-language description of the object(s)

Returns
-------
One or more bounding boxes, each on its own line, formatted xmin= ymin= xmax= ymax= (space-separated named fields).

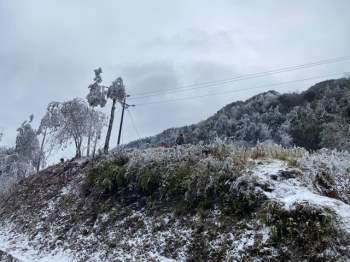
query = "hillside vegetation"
xmin=1 ymin=144 xmax=350 ymax=261
xmin=128 ymin=78 xmax=350 ymax=151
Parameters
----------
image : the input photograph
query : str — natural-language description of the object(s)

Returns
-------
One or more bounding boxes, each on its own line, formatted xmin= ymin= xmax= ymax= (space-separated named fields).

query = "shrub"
xmin=85 ymin=162 xmax=126 ymax=193
xmin=166 ymin=165 xmax=192 ymax=197
xmin=137 ymin=169 xmax=160 ymax=194
xmin=260 ymin=201 xmax=340 ymax=259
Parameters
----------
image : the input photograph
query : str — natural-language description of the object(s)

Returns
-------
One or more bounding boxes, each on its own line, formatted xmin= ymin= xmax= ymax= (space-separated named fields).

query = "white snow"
xmin=0 ymin=224 xmax=73 ymax=261
xmin=252 ymin=160 xmax=350 ymax=232
xmin=73 ymin=158 xmax=88 ymax=165
xmin=225 ymin=225 xmax=270 ymax=260
xmin=1 ymin=153 xmax=350 ymax=261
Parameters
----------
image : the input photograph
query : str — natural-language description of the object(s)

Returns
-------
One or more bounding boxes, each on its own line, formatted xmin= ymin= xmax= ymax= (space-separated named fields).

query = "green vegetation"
xmin=86 ymin=161 xmax=127 ymax=193
xmin=260 ymin=201 xmax=339 ymax=259
xmin=167 ymin=165 xmax=192 ymax=197
xmin=83 ymin=152 xmax=268 ymax=218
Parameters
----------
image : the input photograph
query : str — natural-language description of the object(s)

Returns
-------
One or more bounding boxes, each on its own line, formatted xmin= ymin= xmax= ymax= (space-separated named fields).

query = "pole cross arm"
xmin=123 ymin=103 xmax=135 ymax=109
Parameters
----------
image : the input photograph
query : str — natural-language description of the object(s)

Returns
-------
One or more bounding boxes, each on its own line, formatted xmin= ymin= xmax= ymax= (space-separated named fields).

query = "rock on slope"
xmin=0 ymin=144 xmax=350 ymax=261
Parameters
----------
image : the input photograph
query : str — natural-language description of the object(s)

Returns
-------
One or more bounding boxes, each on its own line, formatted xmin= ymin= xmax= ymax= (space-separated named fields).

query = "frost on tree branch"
xmin=0 ymin=116 xmax=40 ymax=192
xmin=38 ymin=98 xmax=106 ymax=159
xmin=87 ymin=67 xmax=107 ymax=108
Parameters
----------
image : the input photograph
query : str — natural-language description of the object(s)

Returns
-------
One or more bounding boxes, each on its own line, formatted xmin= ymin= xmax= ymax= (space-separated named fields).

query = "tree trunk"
xmin=76 ymin=146 xmax=81 ymax=158
xmin=86 ymin=108 xmax=94 ymax=157
xmin=92 ymin=134 xmax=99 ymax=158
xmin=36 ymin=127 xmax=47 ymax=173
xmin=104 ymin=99 xmax=116 ymax=154
xmin=74 ymin=138 xmax=82 ymax=159
xmin=75 ymin=146 xmax=80 ymax=159
xmin=87 ymin=131 xmax=91 ymax=157
xmin=78 ymin=138 xmax=83 ymax=158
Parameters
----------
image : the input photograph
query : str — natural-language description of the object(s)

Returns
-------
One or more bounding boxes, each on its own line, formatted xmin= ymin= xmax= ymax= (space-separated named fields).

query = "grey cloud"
xmin=1 ymin=0 xmax=350 ymax=157
xmin=147 ymin=29 xmax=234 ymax=52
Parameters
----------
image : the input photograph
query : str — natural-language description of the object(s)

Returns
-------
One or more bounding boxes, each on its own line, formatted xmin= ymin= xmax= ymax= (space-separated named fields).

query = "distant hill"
xmin=127 ymin=78 xmax=350 ymax=151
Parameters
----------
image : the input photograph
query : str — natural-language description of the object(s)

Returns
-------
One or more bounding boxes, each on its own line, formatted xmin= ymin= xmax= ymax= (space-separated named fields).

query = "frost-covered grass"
xmin=298 ymin=149 xmax=350 ymax=204
xmin=0 ymin=143 xmax=350 ymax=261
xmin=0 ymin=223 xmax=73 ymax=262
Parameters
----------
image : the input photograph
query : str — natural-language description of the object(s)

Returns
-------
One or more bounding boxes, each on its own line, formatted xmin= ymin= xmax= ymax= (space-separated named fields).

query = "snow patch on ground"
xmin=252 ymin=160 xmax=350 ymax=233
xmin=0 ymin=224 xmax=73 ymax=262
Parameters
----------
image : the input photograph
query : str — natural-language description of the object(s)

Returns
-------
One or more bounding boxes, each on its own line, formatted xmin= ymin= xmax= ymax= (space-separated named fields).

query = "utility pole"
xmin=117 ymin=94 xmax=135 ymax=146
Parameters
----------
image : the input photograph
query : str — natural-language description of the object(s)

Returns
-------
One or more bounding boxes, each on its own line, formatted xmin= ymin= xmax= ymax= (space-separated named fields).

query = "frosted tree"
xmin=104 ymin=77 xmax=126 ymax=153
xmin=277 ymin=119 xmax=293 ymax=147
xmin=41 ymin=99 xmax=90 ymax=158
xmin=87 ymin=68 xmax=107 ymax=108
xmin=320 ymin=96 xmax=350 ymax=151
xmin=86 ymin=68 xmax=127 ymax=153
xmin=56 ymin=99 xmax=90 ymax=158
xmin=86 ymin=109 xmax=107 ymax=158
xmin=287 ymin=103 xmax=325 ymax=150
xmin=234 ymin=113 xmax=271 ymax=145
xmin=214 ymin=114 xmax=229 ymax=137
xmin=321 ymin=118 xmax=350 ymax=151
xmin=0 ymin=117 xmax=41 ymax=192
xmin=86 ymin=68 xmax=107 ymax=156
xmin=0 ymin=152 xmax=32 ymax=192
xmin=36 ymin=102 xmax=63 ymax=171
xmin=15 ymin=115 xmax=40 ymax=168
xmin=38 ymin=99 xmax=105 ymax=162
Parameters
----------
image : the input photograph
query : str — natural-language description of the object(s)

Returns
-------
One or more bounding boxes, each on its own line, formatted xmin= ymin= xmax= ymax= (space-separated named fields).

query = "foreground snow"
xmin=1 ymin=145 xmax=350 ymax=261
xmin=0 ymin=228 xmax=73 ymax=261
xmin=253 ymin=160 xmax=350 ymax=233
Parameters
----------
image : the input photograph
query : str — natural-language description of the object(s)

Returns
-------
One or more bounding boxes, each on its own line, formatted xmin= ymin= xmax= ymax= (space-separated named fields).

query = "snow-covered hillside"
xmin=128 ymin=78 xmax=350 ymax=152
xmin=0 ymin=144 xmax=350 ymax=261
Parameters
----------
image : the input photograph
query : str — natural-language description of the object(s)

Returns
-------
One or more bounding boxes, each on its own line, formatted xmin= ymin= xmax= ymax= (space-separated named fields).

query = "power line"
xmin=136 ymin=72 xmax=343 ymax=106
xmin=131 ymin=56 xmax=350 ymax=98
xmin=129 ymin=55 xmax=350 ymax=100
xmin=126 ymin=109 xmax=141 ymax=138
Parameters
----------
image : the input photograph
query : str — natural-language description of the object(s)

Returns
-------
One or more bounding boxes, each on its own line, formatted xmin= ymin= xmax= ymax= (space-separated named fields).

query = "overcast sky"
xmin=1 ymin=0 xmax=350 ymax=159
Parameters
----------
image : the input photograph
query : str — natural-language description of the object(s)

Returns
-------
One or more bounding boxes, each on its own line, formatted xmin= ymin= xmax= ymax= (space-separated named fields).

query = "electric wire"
xmin=135 ymin=72 xmax=344 ymax=106
xmin=129 ymin=56 xmax=350 ymax=100
xmin=126 ymin=109 xmax=141 ymax=138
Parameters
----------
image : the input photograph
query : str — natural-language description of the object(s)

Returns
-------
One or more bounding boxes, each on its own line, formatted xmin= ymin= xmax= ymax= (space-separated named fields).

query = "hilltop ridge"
xmin=128 ymin=78 xmax=350 ymax=151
